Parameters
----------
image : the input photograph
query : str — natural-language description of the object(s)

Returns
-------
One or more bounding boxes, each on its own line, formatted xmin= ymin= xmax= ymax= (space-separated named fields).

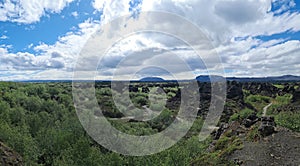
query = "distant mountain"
xmin=196 ymin=75 xmax=226 ymax=82
xmin=7 ymin=75 xmax=300 ymax=83
xmin=195 ymin=75 xmax=300 ymax=82
xmin=139 ymin=77 xmax=165 ymax=82
xmin=226 ymin=75 xmax=300 ymax=82
xmin=269 ymin=75 xmax=300 ymax=81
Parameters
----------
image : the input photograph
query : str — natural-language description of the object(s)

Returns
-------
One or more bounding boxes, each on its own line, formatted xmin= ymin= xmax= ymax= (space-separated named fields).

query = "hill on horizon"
xmin=139 ymin=77 xmax=165 ymax=82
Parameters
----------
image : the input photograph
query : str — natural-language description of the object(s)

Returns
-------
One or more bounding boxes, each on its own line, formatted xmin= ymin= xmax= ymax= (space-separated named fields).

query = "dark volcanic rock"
xmin=242 ymin=114 xmax=259 ymax=128
xmin=227 ymin=81 xmax=243 ymax=100
xmin=259 ymin=116 xmax=276 ymax=137
xmin=129 ymin=86 xmax=139 ymax=92
xmin=212 ymin=121 xmax=244 ymax=140
xmin=141 ymin=87 xmax=150 ymax=93
xmin=243 ymin=82 xmax=278 ymax=97
xmin=292 ymin=87 xmax=300 ymax=104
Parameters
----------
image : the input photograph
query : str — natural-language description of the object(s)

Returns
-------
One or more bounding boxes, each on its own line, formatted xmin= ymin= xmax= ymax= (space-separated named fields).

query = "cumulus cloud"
xmin=0 ymin=0 xmax=75 ymax=24
xmin=214 ymin=0 xmax=266 ymax=24
xmin=93 ymin=0 xmax=131 ymax=23
xmin=71 ymin=11 xmax=79 ymax=18
xmin=0 ymin=17 xmax=100 ymax=80
xmin=1 ymin=0 xmax=300 ymax=80
xmin=0 ymin=47 xmax=65 ymax=70
xmin=139 ymin=0 xmax=300 ymax=43
xmin=0 ymin=35 xmax=8 ymax=40
xmin=222 ymin=40 xmax=300 ymax=77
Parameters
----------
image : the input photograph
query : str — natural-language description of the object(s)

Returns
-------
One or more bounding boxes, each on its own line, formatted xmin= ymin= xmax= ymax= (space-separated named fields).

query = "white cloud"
xmin=71 ymin=11 xmax=79 ymax=18
xmin=31 ymin=19 xmax=100 ymax=73
xmin=136 ymin=0 xmax=300 ymax=77
xmin=0 ymin=47 xmax=65 ymax=71
xmin=93 ymin=0 xmax=131 ymax=24
xmin=0 ymin=17 xmax=100 ymax=80
xmin=139 ymin=0 xmax=300 ymax=44
xmin=0 ymin=35 xmax=8 ymax=39
xmin=1 ymin=0 xmax=300 ymax=80
xmin=222 ymin=40 xmax=300 ymax=77
xmin=0 ymin=0 xmax=75 ymax=24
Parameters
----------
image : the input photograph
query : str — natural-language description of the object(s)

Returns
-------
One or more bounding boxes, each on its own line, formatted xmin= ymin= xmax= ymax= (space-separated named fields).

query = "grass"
xmin=229 ymin=108 xmax=255 ymax=122
xmin=246 ymin=125 xmax=260 ymax=142
xmin=245 ymin=95 xmax=271 ymax=115
xmin=273 ymin=84 xmax=285 ymax=89
xmin=242 ymin=89 xmax=250 ymax=95
xmin=191 ymin=134 xmax=243 ymax=165
xmin=268 ymin=94 xmax=293 ymax=115
xmin=250 ymin=93 xmax=300 ymax=132
xmin=275 ymin=111 xmax=300 ymax=132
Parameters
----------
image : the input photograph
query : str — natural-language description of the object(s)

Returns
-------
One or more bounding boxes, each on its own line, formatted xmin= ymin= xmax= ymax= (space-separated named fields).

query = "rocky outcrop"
xmin=227 ymin=81 xmax=243 ymax=101
xmin=129 ymin=86 xmax=139 ymax=92
xmin=141 ymin=87 xmax=150 ymax=93
xmin=258 ymin=116 xmax=276 ymax=137
xmin=243 ymin=82 xmax=278 ymax=97
xmin=212 ymin=121 xmax=244 ymax=140
xmin=242 ymin=114 xmax=259 ymax=128
xmin=292 ymin=87 xmax=300 ymax=104
xmin=0 ymin=142 xmax=23 ymax=166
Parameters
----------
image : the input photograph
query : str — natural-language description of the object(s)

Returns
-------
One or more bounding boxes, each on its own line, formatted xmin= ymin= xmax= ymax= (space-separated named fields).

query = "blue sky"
xmin=0 ymin=0 xmax=102 ymax=53
xmin=0 ymin=0 xmax=300 ymax=80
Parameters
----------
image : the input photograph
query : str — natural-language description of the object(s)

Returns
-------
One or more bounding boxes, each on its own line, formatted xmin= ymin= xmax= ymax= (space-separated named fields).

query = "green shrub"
xmin=269 ymin=94 xmax=292 ymax=115
xmin=245 ymin=95 xmax=271 ymax=111
xmin=246 ymin=95 xmax=270 ymax=103
xmin=132 ymin=96 xmax=148 ymax=107
xmin=275 ymin=111 xmax=300 ymax=132
xmin=229 ymin=108 xmax=254 ymax=122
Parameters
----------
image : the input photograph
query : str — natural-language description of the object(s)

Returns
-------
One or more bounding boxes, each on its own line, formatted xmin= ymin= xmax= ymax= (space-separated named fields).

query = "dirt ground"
xmin=229 ymin=127 xmax=300 ymax=166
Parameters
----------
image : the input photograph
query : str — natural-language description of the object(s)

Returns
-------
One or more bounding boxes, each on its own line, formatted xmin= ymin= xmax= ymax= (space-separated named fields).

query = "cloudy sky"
xmin=0 ymin=0 xmax=300 ymax=80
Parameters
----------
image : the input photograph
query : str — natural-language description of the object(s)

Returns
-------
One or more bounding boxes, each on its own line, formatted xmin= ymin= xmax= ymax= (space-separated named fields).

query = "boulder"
xmin=129 ymin=86 xmax=139 ymax=92
xmin=258 ymin=116 xmax=276 ymax=137
xmin=141 ymin=87 xmax=150 ymax=93
xmin=242 ymin=114 xmax=259 ymax=128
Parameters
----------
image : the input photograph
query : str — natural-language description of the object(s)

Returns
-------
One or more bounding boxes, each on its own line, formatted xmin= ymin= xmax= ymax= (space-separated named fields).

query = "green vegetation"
xmin=245 ymin=95 xmax=270 ymax=105
xmin=191 ymin=133 xmax=243 ymax=166
xmin=273 ymin=84 xmax=284 ymax=89
xmin=274 ymin=111 xmax=300 ymax=132
xmin=243 ymin=90 xmax=299 ymax=132
xmin=229 ymin=108 xmax=255 ymax=122
xmin=1 ymin=81 xmax=298 ymax=165
xmin=245 ymin=95 xmax=271 ymax=115
xmin=246 ymin=125 xmax=260 ymax=142
xmin=264 ymin=93 xmax=299 ymax=132
xmin=268 ymin=94 xmax=293 ymax=115
xmin=0 ymin=82 xmax=227 ymax=165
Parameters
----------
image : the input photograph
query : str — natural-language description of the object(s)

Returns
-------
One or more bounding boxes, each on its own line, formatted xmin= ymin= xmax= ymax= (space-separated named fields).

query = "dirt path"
xmin=263 ymin=103 xmax=272 ymax=116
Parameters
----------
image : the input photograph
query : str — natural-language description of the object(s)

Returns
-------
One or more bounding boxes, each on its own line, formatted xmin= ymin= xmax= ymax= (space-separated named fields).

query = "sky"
xmin=0 ymin=0 xmax=300 ymax=80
